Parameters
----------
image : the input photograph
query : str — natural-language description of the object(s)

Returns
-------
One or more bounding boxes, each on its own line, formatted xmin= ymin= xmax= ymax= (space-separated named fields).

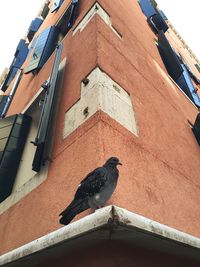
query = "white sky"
xmin=156 ymin=0 xmax=200 ymax=59
xmin=0 ymin=0 xmax=199 ymax=74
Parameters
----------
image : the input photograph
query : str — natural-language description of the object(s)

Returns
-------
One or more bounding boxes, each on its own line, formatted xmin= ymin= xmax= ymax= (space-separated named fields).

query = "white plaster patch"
xmin=73 ymin=2 xmax=121 ymax=38
xmin=63 ymin=67 xmax=138 ymax=138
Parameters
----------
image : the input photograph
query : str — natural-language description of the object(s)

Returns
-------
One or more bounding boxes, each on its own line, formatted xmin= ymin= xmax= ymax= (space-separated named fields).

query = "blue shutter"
xmin=12 ymin=39 xmax=29 ymax=69
xmin=192 ymin=114 xmax=200 ymax=145
xmin=139 ymin=0 xmax=157 ymax=17
xmin=25 ymin=26 xmax=59 ymax=74
xmin=0 ymin=114 xmax=31 ymax=202
xmin=1 ymin=67 xmax=18 ymax=92
xmin=51 ymin=0 xmax=64 ymax=13
xmin=176 ymin=64 xmax=200 ymax=108
xmin=0 ymin=96 xmax=9 ymax=117
xmin=32 ymin=44 xmax=63 ymax=172
xmin=27 ymin=18 xmax=43 ymax=42
xmin=184 ymin=64 xmax=200 ymax=85
xmin=158 ymin=31 xmax=183 ymax=81
xmin=1 ymin=40 xmax=28 ymax=92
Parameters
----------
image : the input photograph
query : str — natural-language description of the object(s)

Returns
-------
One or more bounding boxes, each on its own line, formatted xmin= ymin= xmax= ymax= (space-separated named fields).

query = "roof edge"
xmin=1 ymin=205 xmax=200 ymax=265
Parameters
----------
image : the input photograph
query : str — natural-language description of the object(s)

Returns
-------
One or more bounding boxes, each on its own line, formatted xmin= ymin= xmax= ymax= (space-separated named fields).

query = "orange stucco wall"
xmin=0 ymin=0 xmax=200 ymax=255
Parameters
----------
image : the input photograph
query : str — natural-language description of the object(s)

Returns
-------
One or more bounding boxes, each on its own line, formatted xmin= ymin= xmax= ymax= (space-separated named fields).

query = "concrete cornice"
xmin=1 ymin=206 xmax=200 ymax=266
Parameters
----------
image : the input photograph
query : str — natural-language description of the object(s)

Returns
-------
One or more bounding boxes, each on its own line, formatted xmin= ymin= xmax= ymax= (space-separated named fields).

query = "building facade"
xmin=0 ymin=0 xmax=200 ymax=266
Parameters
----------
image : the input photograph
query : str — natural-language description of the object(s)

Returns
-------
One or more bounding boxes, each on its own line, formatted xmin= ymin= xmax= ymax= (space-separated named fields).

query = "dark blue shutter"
xmin=27 ymin=18 xmax=43 ymax=42
xmin=12 ymin=39 xmax=29 ymax=69
xmin=139 ymin=0 xmax=157 ymax=17
xmin=1 ymin=40 xmax=29 ymax=92
xmin=51 ymin=0 xmax=64 ymax=13
xmin=32 ymin=44 xmax=63 ymax=172
xmin=158 ymin=31 xmax=183 ymax=81
xmin=0 ymin=96 xmax=9 ymax=117
xmin=176 ymin=64 xmax=200 ymax=108
xmin=0 ymin=114 xmax=31 ymax=202
xmin=25 ymin=26 xmax=59 ymax=74
xmin=148 ymin=13 xmax=168 ymax=33
xmin=1 ymin=67 xmax=18 ymax=92
xmin=192 ymin=113 xmax=200 ymax=145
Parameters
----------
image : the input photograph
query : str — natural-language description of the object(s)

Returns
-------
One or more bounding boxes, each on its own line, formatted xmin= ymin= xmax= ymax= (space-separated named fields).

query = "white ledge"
xmin=73 ymin=2 xmax=121 ymax=38
xmin=1 ymin=206 xmax=200 ymax=266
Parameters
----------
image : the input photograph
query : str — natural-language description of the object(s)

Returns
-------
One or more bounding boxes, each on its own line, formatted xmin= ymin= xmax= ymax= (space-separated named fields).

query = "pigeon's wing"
xmin=75 ymin=167 xmax=107 ymax=199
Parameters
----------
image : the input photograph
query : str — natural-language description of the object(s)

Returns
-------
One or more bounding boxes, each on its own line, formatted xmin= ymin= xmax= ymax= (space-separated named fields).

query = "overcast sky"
xmin=0 ymin=0 xmax=199 ymax=74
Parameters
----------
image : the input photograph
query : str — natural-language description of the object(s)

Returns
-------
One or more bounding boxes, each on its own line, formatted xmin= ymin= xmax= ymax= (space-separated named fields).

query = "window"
xmin=192 ymin=113 xmax=200 ymax=145
xmin=51 ymin=0 xmax=64 ymax=13
xmin=0 ymin=96 xmax=9 ymax=117
xmin=0 ymin=114 xmax=31 ymax=203
xmin=56 ymin=0 xmax=79 ymax=39
xmin=158 ymin=31 xmax=200 ymax=107
xmin=27 ymin=18 xmax=43 ymax=42
xmin=1 ymin=40 xmax=29 ymax=92
xmin=25 ymin=26 xmax=59 ymax=74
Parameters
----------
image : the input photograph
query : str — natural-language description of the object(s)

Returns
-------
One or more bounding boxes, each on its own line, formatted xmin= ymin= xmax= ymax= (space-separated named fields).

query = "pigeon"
xmin=59 ymin=157 xmax=122 ymax=225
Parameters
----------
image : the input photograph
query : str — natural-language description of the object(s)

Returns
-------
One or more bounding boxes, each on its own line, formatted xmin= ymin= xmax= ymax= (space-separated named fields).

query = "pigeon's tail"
xmin=59 ymin=198 xmax=89 ymax=225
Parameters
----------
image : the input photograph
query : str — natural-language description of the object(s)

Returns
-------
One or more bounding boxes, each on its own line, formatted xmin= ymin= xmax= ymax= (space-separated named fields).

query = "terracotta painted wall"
xmin=0 ymin=0 xmax=200 ymax=255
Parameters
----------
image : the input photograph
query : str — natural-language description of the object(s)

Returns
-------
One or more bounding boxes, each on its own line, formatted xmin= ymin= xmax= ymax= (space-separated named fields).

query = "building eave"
xmin=1 ymin=205 xmax=200 ymax=266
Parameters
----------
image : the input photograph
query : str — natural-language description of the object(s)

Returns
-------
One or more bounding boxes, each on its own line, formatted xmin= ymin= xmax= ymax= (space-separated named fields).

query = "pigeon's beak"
xmin=118 ymin=162 xmax=122 ymax=165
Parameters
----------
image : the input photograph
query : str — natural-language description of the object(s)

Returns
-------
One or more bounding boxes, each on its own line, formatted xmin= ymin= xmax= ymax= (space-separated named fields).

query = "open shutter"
xmin=51 ymin=0 xmax=64 ymax=13
xmin=0 ymin=114 xmax=31 ymax=202
xmin=176 ymin=64 xmax=200 ymax=108
xmin=0 ymin=96 xmax=9 ymax=117
xmin=32 ymin=43 xmax=63 ymax=172
xmin=1 ymin=40 xmax=28 ymax=92
xmin=1 ymin=67 xmax=18 ymax=92
xmin=27 ymin=18 xmax=43 ymax=42
xmin=25 ymin=26 xmax=59 ymax=74
xmin=139 ymin=0 xmax=157 ymax=17
xmin=158 ymin=31 xmax=183 ymax=81
xmin=192 ymin=114 xmax=200 ymax=145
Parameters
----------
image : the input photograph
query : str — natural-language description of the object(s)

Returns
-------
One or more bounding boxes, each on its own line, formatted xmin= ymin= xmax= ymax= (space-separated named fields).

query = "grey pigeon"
xmin=59 ymin=157 xmax=122 ymax=225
